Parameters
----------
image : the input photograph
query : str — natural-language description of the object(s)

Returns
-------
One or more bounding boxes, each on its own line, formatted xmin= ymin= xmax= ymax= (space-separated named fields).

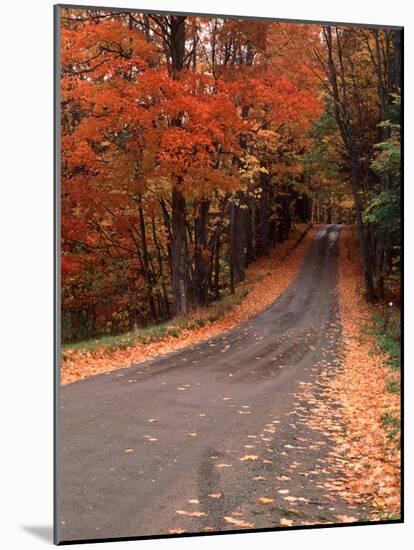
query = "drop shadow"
xmin=21 ymin=525 xmax=53 ymax=543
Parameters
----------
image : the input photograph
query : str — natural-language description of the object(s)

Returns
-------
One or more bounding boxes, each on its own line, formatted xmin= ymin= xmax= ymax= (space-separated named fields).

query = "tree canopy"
xmin=60 ymin=9 xmax=402 ymax=341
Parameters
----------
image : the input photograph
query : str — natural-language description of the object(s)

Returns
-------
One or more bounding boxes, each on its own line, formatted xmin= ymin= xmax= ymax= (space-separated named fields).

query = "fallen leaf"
xmin=284 ymin=496 xmax=309 ymax=503
xmin=336 ymin=515 xmax=358 ymax=523
xmin=223 ymin=516 xmax=254 ymax=528
xmin=239 ymin=455 xmax=259 ymax=461
xmin=280 ymin=518 xmax=293 ymax=527
xmin=176 ymin=510 xmax=206 ymax=517
xmin=257 ymin=497 xmax=274 ymax=504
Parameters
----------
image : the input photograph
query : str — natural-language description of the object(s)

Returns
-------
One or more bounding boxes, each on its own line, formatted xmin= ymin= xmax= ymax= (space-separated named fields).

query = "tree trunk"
xmin=259 ymin=171 xmax=269 ymax=255
xmin=171 ymin=185 xmax=189 ymax=315
xmin=350 ymin=154 xmax=375 ymax=303
xmin=193 ymin=199 xmax=210 ymax=305
xmin=169 ymin=15 xmax=189 ymax=316
xmin=151 ymin=216 xmax=170 ymax=318
xmin=214 ymin=234 xmax=220 ymax=300
xmin=230 ymin=194 xmax=246 ymax=288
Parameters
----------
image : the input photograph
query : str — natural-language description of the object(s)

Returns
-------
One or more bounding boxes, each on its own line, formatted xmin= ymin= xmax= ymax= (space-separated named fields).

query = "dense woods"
xmin=60 ymin=9 xmax=401 ymax=342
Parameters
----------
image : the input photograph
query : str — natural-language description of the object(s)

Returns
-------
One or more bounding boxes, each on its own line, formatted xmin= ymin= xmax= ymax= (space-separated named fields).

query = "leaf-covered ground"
xmin=61 ymin=224 xmax=314 ymax=385
xmin=333 ymin=226 xmax=401 ymax=518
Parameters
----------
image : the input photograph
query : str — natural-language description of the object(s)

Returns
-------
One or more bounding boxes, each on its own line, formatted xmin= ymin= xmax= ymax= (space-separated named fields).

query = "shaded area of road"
xmin=58 ymin=224 xmax=365 ymax=542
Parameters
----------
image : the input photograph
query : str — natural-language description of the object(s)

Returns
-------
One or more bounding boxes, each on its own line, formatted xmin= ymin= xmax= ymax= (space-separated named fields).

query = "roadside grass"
xmin=380 ymin=411 xmax=401 ymax=446
xmin=375 ymin=511 xmax=401 ymax=521
xmin=367 ymin=308 xmax=401 ymax=449
xmin=62 ymin=285 xmax=250 ymax=357
xmin=370 ymin=310 xmax=401 ymax=371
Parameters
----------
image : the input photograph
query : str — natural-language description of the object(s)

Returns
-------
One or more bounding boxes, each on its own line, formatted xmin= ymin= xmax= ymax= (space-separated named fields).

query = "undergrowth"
xmin=62 ymin=286 xmax=249 ymax=357
xmin=369 ymin=308 xmax=401 ymax=449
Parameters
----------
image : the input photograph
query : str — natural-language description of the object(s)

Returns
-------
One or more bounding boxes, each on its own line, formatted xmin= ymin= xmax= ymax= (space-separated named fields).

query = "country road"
xmin=58 ymin=224 xmax=365 ymax=542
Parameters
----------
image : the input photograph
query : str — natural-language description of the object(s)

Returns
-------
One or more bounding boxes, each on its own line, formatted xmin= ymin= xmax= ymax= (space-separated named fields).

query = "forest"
xmin=60 ymin=9 xmax=401 ymax=343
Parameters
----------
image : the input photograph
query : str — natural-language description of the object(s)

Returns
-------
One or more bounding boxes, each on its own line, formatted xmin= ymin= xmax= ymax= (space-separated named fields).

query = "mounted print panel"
xmin=54 ymin=4 xmax=403 ymax=544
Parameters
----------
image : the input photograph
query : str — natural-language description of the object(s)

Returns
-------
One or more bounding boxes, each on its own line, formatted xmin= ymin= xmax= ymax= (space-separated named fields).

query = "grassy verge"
xmin=369 ymin=308 xmax=401 ymax=449
xmin=62 ymin=285 xmax=250 ymax=358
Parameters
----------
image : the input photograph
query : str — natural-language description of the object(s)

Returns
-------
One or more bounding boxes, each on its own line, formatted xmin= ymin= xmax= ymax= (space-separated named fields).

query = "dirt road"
xmin=58 ymin=224 xmax=365 ymax=542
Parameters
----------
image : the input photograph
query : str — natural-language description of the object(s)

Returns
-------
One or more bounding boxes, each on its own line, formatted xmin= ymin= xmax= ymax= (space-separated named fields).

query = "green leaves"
xmin=364 ymin=189 xmax=400 ymax=240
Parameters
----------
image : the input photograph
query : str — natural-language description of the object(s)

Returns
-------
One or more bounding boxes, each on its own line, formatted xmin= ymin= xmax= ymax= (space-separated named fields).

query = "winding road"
xmin=58 ymin=224 xmax=365 ymax=543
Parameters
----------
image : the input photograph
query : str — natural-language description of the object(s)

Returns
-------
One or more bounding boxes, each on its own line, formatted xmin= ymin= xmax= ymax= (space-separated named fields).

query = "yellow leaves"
xmin=253 ymin=476 xmax=266 ymax=481
xmin=280 ymin=518 xmax=293 ymax=527
xmin=188 ymin=499 xmax=199 ymax=504
xmin=208 ymin=493 xmax=222 ymax=498
xmin=223 ymin=516 xmax=254 ymax=528
xmin=123 ymin=448 xmax=134 ymax=453
xmin=215 ymin=463 xmax=232 ymax=468
xmin=168 ymin=528 xmax=186 ymax=534
xmin=276 ymin=475 xmax=291 ymax=481
xmin=239 ymin=455 xmax=259 ymax=461
xmin=257 ymin=497 xmax=274 ymax=504
xmin=278 ymin=489 xmax=290 ymax=495
xmin=178 ymin=511 xmax=205 ymax=519
xmin=238 ymin=153 xmax=263 ymax=183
